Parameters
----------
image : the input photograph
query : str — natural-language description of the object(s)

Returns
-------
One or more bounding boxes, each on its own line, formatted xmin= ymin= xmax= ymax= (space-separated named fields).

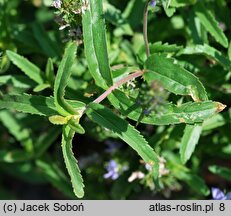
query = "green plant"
xmin=0 ymin=0 xmax=230 ymax=199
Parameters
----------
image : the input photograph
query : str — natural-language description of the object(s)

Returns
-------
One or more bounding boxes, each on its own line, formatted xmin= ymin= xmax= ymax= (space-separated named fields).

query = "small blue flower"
xmin=104 ymin=160 xmax=119 ymax=180
xmin=52 ymin=0 xmax=62 ymax=9
xmin=211 ymin=187 xmax=231 ymax=200
xmin=150 ymin=0 xmax=156 ymax=7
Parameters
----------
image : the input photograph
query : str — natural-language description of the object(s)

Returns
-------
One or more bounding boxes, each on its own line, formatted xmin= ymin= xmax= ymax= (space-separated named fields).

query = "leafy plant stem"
xmin=93 ymin=70 xmax=145 ymax=104
xmin=143 ymin=0 xmax=151 ymax=58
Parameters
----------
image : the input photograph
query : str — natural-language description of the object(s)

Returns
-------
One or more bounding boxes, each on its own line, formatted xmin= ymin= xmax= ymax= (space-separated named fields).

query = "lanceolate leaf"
xmin=150 ymin=42 xmax=183 ymax=54
xmin=0 ymin=94 xmax=58 ymax=116
xmin=54 ymin=42 xmax=78 ymax=116
xmin=209 ymin=165 xmax=231 ymax=182
xmin=177 ymin=171 xmax=210 ymax=196
xmin=33 ymin=83 xmax=50 ymax=92
xmin=6 ymin=50 xmax=45 ymax=84
xmin=86 ymin=103 xmax=159 ymax=180
xmin=0 ymin=75 xmax=35 ymax=89
xmin=104 ymin=2 xmax=133 ymax=36
xmin=180 ymin=124 xmax=202 ymax=164
xmin=194 ymin=2 xmax=228 ymax=48
xmin=62 ymin=125 xmax=84 ymax=198
xmin=82 ymin=0 xmax=113 ymax=89
xmin=178 ymin=44 xmax=231 ymax=71
xmin=32 ymin=23 xmax=61 ymax=58
xmin=138 ymin=42 xmax=183 ymax=63
xmin=144 ymin=54 xmax=208 ymax=101
xmin=187 ymin=10 xmax=208 ymax=45
xmin=108 ymin=90 xmax=225 ymax=125
xmin=0 ymin=94 xmax=85 ymax=116
xmin=0 ymin=111 xmax=33 ymax=152
xmin=45 ymin=58 xmax=55 ymax=86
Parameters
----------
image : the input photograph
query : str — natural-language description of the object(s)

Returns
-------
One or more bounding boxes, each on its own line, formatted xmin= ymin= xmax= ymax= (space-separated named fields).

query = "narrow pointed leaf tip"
xmin=62 ymin=125 xmax=84 ymax=198
xmin=194 ymin=2 xmax=228 ymax=48
xmin=216 ymin=102 xmax=226 ymax=113
xmin=54 ymin=42 xmax=78 ymax=117
xmin=6 ymin=50 xmax=45 ymax=84
xmin=180 ymin=124 xmax=202 ymax=164
xmin=53 ymin=42 xmax=86 ymax=133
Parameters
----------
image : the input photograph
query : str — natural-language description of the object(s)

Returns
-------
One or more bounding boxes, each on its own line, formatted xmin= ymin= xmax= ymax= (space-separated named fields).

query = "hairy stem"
xmin=143 ymin=0 xmax=151 ymax=58
xmin=93 ymin=70 xmax=145 ymax=104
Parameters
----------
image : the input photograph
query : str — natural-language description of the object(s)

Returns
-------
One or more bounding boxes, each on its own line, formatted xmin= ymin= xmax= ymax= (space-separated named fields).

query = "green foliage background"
xmin=0 ymin=0 xmax=231 ymax=199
